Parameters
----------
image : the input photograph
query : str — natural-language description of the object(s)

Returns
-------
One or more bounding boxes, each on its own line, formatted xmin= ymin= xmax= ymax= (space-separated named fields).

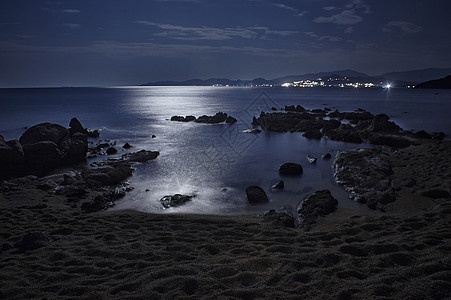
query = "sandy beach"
xmin=1 ymin=139 xmax=450 ymax=299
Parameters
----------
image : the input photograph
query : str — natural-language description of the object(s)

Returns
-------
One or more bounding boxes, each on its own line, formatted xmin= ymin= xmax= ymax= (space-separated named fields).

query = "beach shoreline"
xmin=1 ymin=139 xmax=450 ymax=299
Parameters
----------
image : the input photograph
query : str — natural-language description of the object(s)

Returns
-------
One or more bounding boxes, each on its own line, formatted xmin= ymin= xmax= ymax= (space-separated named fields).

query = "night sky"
xmin=1 ymin=0 xmax=450 ymax=87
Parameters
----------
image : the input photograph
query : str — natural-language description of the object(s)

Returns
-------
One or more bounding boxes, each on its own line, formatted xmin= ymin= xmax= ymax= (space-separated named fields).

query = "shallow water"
xmin=1 ymin=86 xmax=450 ymax=214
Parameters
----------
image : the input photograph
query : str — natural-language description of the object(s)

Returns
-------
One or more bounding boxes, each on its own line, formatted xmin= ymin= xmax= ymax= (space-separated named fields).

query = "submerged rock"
xmin=271 ymin=180 xmax=284 ymax=190
xmin=160 ymin=194 xmax=194 ymax=208
xmin=279 ymin=163 xmax=303 ymax=176
xmin=246 ymin=185 xmax=269 ymax=204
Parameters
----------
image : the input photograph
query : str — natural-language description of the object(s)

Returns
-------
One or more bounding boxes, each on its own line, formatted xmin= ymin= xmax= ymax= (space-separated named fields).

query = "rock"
xmin=421 ymin=189 xmax=450 ymax=199
xmin=271 ymin=107 xmax=278 ymax=111
xmin=334 ymin=149 xmax=395 ymax=210
xmin=279 ymin=163 xmax=303 ymax=176
xmin=297 ymin=190 xmax=338 ymax=230
xmin=198 ymin=112 xmax=228 ymax=124
xmin=321 ymin=119 xmax=341 ymax=132
xmin=306 ymin=155 xmax=317 ymax=164
xmin=367 ymin=114 xmax=401 ymax=134
xmin=271 ymin=180 xmax=284 ymax=190
xmin=322 ymin=153 xmax=332 ymax=160
xmin=124 ymin=150 xmax=159 ymax=162
xmin=412 ymin=130 xmax=432 ymax=139
xmin=69 ymin=117 xmax=86 ymax=135
xmin=16 ymin=231 xmax=53 ymax=251
xmin=81 ymin=195 xmax=109 ymax=213
xmin=22 ymin=141 xmax=62 ymax=169
xmin=366 ymin=134 xmax=412 ymax=148
xmin=246 ymin=185 xmax=269 ymax=204
xmin=0 ymin=136 xmax=24 ymax=165
xmin=122 ymin=143 xmax=133 ymax=149
xmin=106 ymin=147 xmax=118 ymax=155
xmin=64 ymin=139 xmax=88 ymax=163
xmin=262 ymin=209 xmax=294 ymax=228
xmin=19 ymin=123 xmax=69 ymax=146
xmin=302 ymin=129 xmax=322 ymax=140
xmin=160 ymin=194 xmax=194 ymax=208
xmin=225 ymin=116 xmax=237 ymax=124
xmin=431 ymin=132 xmax=446 ymax=140
xmin=171 ymin=116 xmax=188 ymax=122
xmin=152 ymin=135 xmax=157 ymax=138
xmin=82 ymin=163 xmax=133 ymax=187
xmin=324 ymin=124 xmax=362 ymax=144
xmin=86 ymin=129 xmax=100 ymax=138
xmin=242 ymin=129 xmax=261 ymax=134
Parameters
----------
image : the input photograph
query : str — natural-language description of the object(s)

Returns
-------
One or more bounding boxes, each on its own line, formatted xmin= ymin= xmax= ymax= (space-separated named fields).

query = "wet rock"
xmin=0 ymin=136 xmax=25 ymax=167
xmin=122 ymin=143 xmax=133 ymax=149
xmin=366 ymin=134 xmax=412 ymax=148
xmin=123 ymin=150 xmax=159 ymax=162
xmin=81 ymin=195 xmax=111 ymax=213
xmin=367 ymin=114 xmax=401 ymax=134
xmin=69 ymin=117 xmax=86 ymax=135
xmin=262 ymin=209 xmax=294 ymax=228
xmin=152 ymin=135 xmax=157 ymax=138
xmin=306 ymin=155 xmax=317 ymax=164
xmin=322 ymin=153 xmax=332 ymax=160
xmin=271 ymin=180 xmax=284 ymax=190
xmin=324 ymin=124 xmax=362 ymax=144
xmin=16 ymin=231 xmax=53 ymax=251
xmin=82 ymin=163 xmax=133 ymax=187
xmin=246 ymin=185 xmax=269 ymax=204
xmin=297 ymin=190 xmax=338 ymax=230
xmin=226 ymin=116 xmax=237 ymax=124
xmin=279 ymin=163 xmax=303 ymax=176
xmin=334 ymin=149 xmax=395 ymax=210
xmin=160 ymin=194 xmax=194 ymax=208
xmin=106 ymin=147 xmax=118 ymax=155
xmin=421 ymin=189 xmax=450 ymax=199
xmin=19 ymin=123 xmax=69 ymax=146
xmin=242 ymin=129 xmax=261 ymax=134
xmin=302 ymin=129 xmax=322 ymax=140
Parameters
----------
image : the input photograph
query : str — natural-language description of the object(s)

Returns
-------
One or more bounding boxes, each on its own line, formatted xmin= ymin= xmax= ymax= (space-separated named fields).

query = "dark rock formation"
xmin=82 ymin=163 xmax=133 ymax=187
xmin=225 ymin=115 xmax=237 ymax=124
xmin=123 ymin=150 xmax=159 ymax=162
xmin=262 ymin=209 xmax=294 ymax=228
xmin=334 ymin=149 xmax=396 ymax=210
xmin=19 ymin=123 xmax=68 ymax=146
xmin=160 ymin=194 xmax=194 ymax=208
xmin=297 ymin=190 xmax=338 ymax=230
xmin=279 ymin=163 xmax=303 ymax=176
xmin=245 ymin=185 xmax=269 ymax=204
xmin=271 ymin=180 xmax=284 ymax=190
xmin=302 ymin=129 xmax=322 ymax=140
xmin=106 ymin=147 xmax=118 ymax=155
xmin=322 ymin=153 xmax=332 ymax=160
xmin=123 ymin=143 xmax=133 ymax=149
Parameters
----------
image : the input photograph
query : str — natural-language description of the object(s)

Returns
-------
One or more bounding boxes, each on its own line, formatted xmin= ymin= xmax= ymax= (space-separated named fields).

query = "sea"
xmin=1 ymin=86 xmax=450 ymax=215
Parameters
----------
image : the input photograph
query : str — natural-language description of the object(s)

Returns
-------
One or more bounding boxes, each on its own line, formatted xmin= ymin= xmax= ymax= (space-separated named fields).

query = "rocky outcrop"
xmin=246 ymin=185 xmax=269 ymax=204
xmin=251 ymin=108 xmax=437 ymax=147
xmin=82 ymin=163 xmax=133 ymax=187
xmin=334 ymin=149 xmax=396 ymax=210
xmin=297 ymin=190 xmax=338 ymax=230
xmin=262 ymin=209 xmax=294 ymax=228
xmin=0 ymin=118 xmax=96 ymax=179
xmin=171 ymin=112 xmax=237 ymax=124
xmin=279 ymin=163 xmax=303 ymax=176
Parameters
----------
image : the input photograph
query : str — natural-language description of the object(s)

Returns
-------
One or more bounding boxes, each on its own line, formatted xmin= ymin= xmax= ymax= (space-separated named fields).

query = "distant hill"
xmin=381 ymin=68 xmax=451 ymax=83
xmin=415 ymin=75 xmax=451 ymax=89
xmin=141 ymin=68 xmax=451 ymax=87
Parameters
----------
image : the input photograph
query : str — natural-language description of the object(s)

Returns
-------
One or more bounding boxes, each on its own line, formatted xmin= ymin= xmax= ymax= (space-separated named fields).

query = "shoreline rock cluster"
xmin=171 ymin=112 xmax=237 ymax=124
xmin=252 ymin=106 xmax=446 ymax=148
xmin=0 ymin=118 xmax=98 ymax=179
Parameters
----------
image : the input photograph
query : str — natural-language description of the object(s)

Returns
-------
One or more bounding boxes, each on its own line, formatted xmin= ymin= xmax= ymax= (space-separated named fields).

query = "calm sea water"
xmin=1 ymin=87 xmax=450 ymax=215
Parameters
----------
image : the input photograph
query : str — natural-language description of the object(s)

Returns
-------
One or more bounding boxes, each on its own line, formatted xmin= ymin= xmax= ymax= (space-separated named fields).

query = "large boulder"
xmin=69 ymin=117 xmax=86 ymax=135
xmin=22 ymin=141 xmax=62 ymax=170
xmin=19 ymin=123 xmax=69 ymax=146
xmin=0 ymin=136 xmax=24 ymax=164
xmin=279 ymin=163 xmax=303 ymax=176
xmin=246 ymin=185 xmax=269 ymax=204
xmin=297 ymin=190 xmax=338 ymax=230
xmin=262 ymin=209 xmax=294 ymax=228
xmin=334 ymin=149 xmax=396 ymax=210
xmin=82 ymin=163 xmax=133 ymax=187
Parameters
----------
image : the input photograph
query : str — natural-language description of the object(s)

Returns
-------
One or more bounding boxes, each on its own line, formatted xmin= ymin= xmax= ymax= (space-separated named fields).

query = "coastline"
xmin=1 ymin=140 xmax=450 ymax=299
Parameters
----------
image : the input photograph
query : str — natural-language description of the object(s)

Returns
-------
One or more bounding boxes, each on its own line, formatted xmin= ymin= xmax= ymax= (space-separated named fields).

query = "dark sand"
xmin=1 ymin=140 xmax=450 ymax=299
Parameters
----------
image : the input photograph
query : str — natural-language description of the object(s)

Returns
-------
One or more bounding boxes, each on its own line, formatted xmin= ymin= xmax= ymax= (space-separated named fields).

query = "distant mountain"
xmin=415 ymin=75 xmax=451 ymax=89
xmin=381 ymin=68 xmax=451 ymax=83
xmin=141 ymin=68 xmax=451 ymax=87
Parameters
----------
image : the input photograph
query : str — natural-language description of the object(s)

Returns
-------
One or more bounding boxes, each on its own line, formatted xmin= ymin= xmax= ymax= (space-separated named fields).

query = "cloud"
xmin=136 ymin=22 xmax=297 ymax=41
xmin=346 ymin=0 xmax=371 ymax=14
xmin=314 ymin=9 xmax=362 ymax=25
xmin=344 ymin=26 xmax=354 ymax=33
xmin=136 ymin=21 xmax=258 ymax=40
xmin=63 ymin=9 xmax=81 ymax=13
xmin=383 ymin=21 xmax=423 ymax=33
xmin=63 ymin=23 xmax=81 ymax=29
xmin=304 ymin=32 xmax=341 ymax=42
xmin=273 ymin=3 xmax=307 ymax=17
xmin=157 ymin=0 xmax=200 ymax=2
